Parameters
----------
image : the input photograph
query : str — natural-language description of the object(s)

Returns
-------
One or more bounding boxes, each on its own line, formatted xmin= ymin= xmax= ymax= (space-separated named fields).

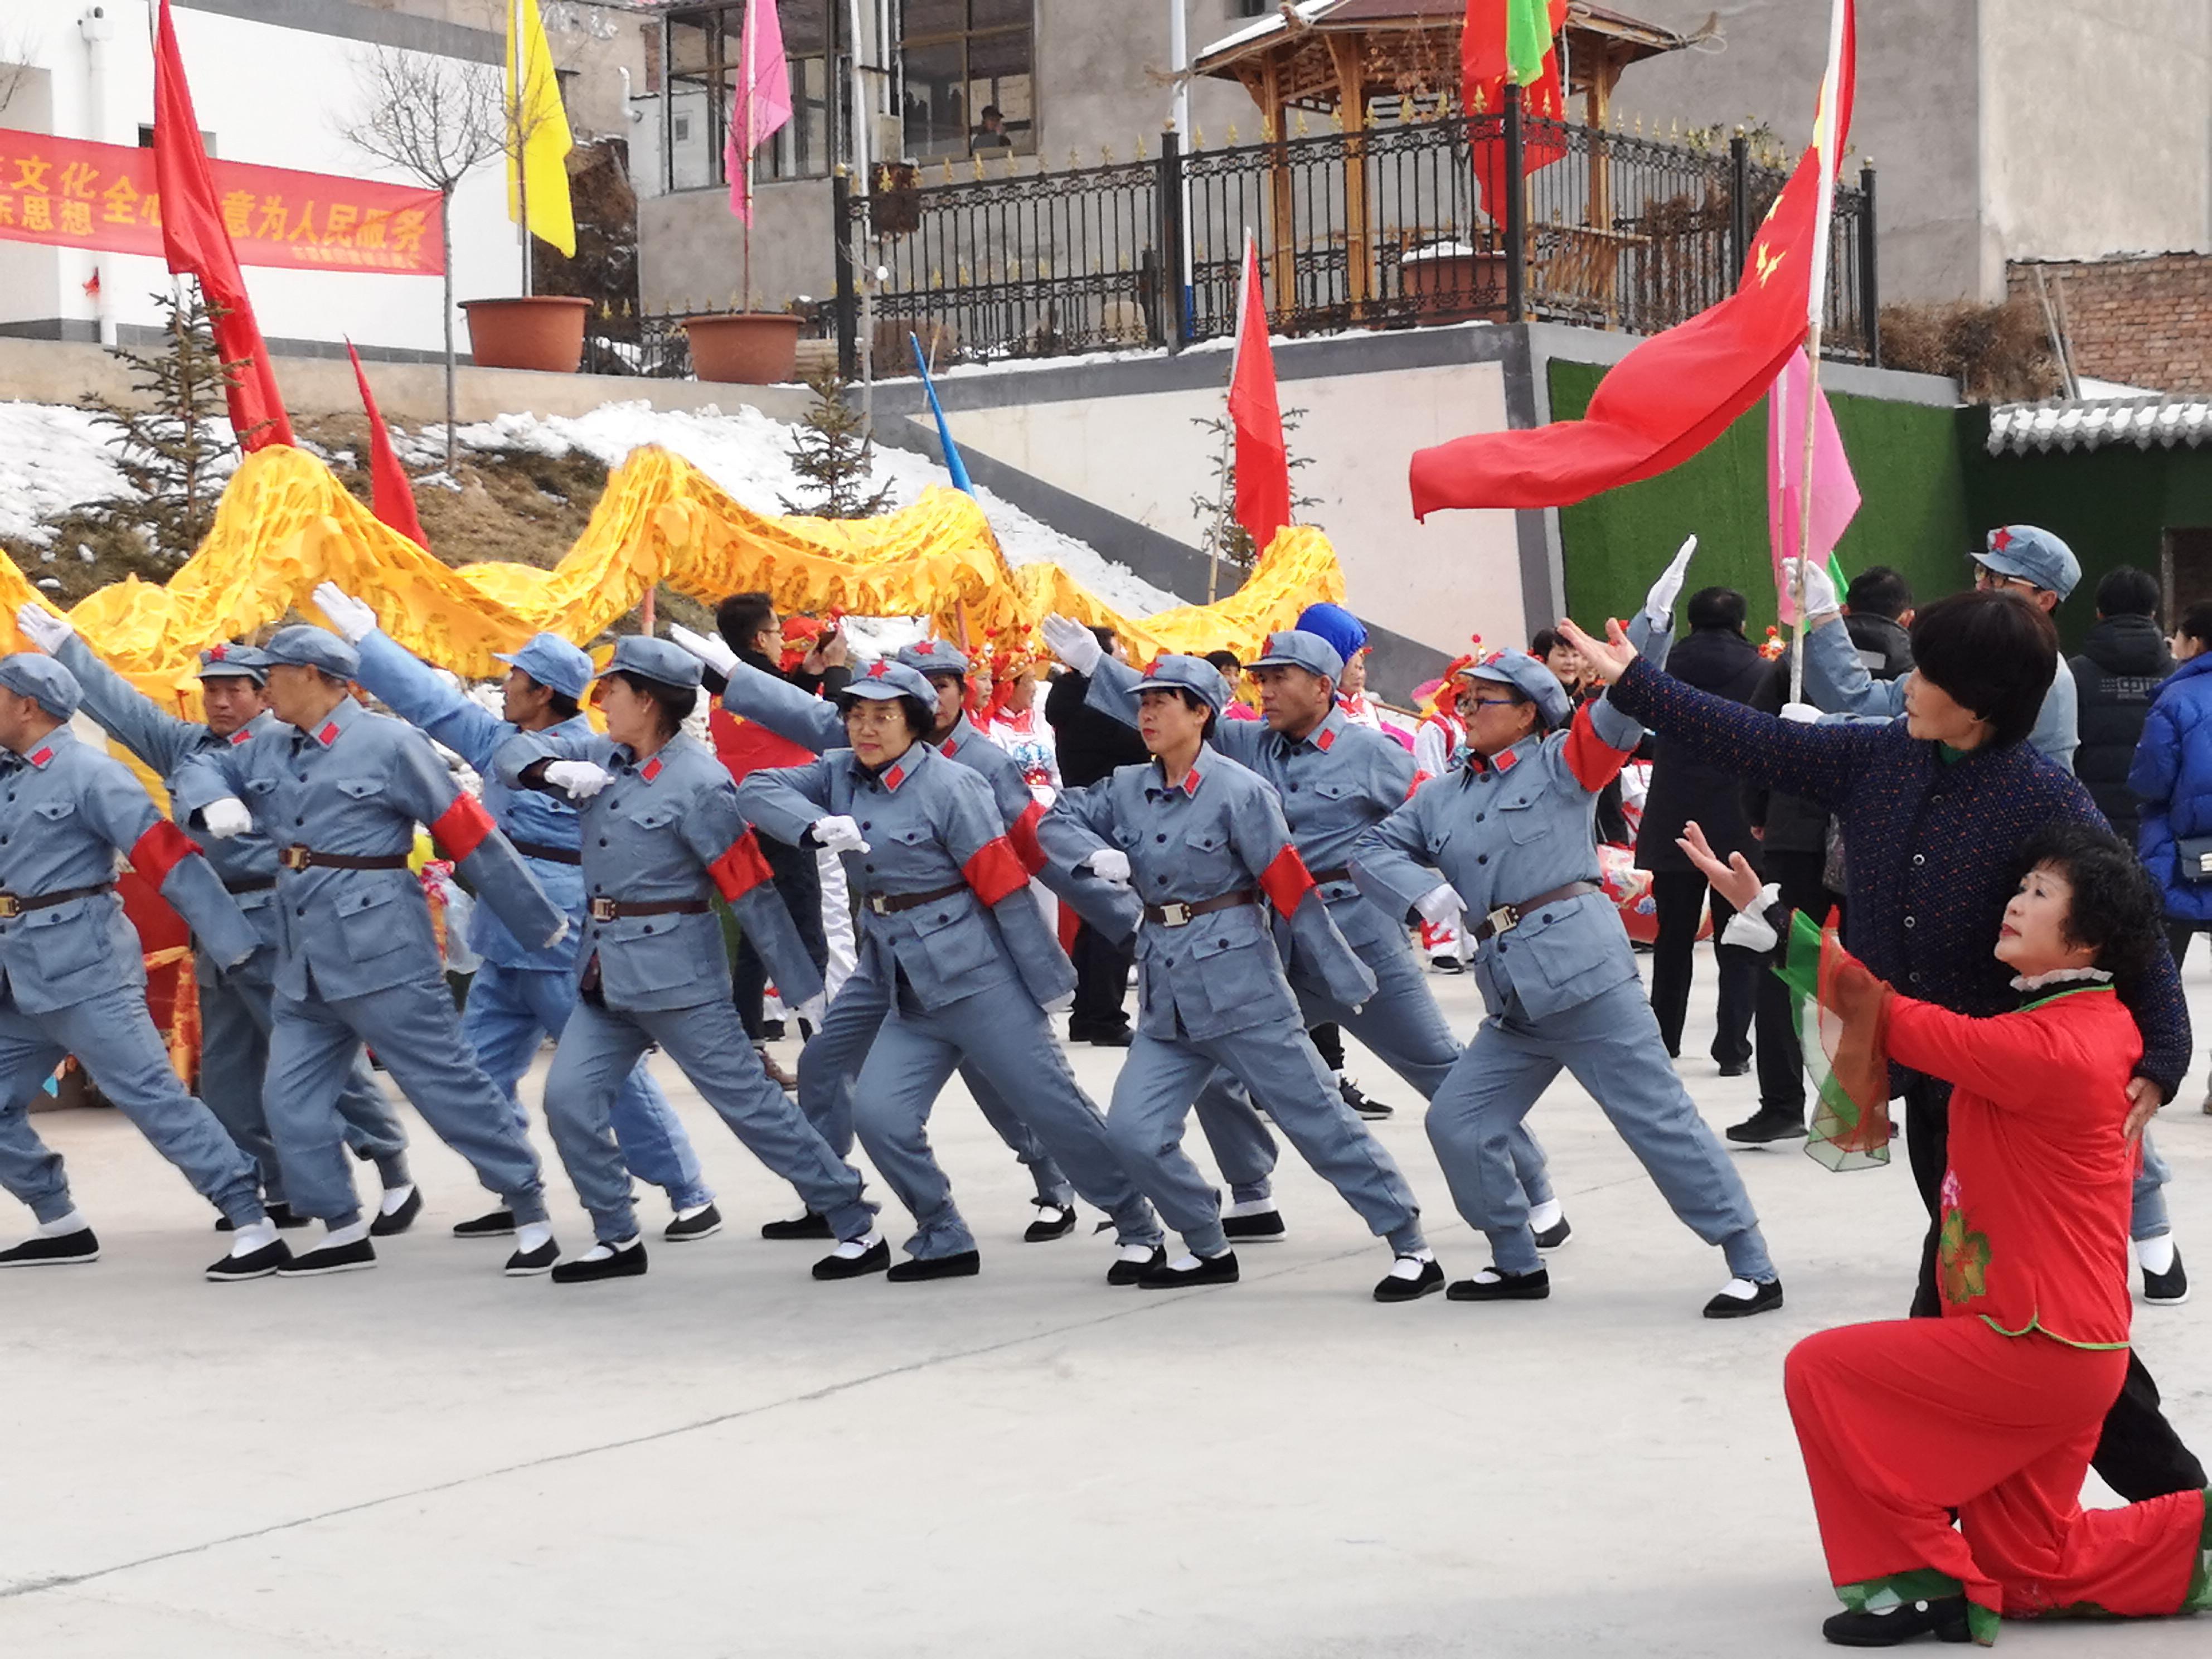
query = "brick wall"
xmin=2006 ymin=253 xmax=2212 ymax=395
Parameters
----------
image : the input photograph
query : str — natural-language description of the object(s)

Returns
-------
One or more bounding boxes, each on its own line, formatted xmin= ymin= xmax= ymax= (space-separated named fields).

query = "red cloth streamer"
xmin=962 ymin=837 xmax=1029 ymax=907
xmin=708 ymin=831 xmax=774 ymax=900
xmin=130 ymin=820 xmax=200 ymax=888
xmin=1228 ymin=237 xmax=1292 ymax=557
xmin=1258 ymin=844 xmax=1317 ymax=918
xmin=1007 ymin=798 xmax=1047 ymax=875
xmin=346 ymin=341 xmax=427 ymax=549
xmin=152 ymin=0 xmax=293 ymax=452
xmin=430 ymin=794 xmax=496 ymax=862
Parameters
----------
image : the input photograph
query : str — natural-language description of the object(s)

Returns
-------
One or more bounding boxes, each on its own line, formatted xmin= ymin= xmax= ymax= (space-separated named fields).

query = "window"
xmin=900 ymin=0 xmax=1034 ymax=162
xmin=661 ymin=3 xmax=835 ymax=192
xmin=1230 ymin=0 xmax=1269 ymax=16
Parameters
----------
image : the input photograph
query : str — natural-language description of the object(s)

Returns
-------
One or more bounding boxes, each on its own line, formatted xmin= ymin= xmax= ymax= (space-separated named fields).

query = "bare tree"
xmin=339 ymin=45 xmax=504 ymax=476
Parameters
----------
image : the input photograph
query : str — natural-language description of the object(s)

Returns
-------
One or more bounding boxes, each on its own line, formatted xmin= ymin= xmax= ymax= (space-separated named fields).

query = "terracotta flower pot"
xmin=683 ymin=312 xmax=803 ymax=384
xmin=460 ymin=295 xmax=591 ymax=373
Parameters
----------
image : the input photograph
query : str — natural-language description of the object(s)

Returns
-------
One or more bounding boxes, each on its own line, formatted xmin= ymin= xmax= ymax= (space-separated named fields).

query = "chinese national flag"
xmin=346 ymin=341 xmax=427 ymax=550
xmin=152 ymin=0 xmax=292 ymax=451
xmin=1414 ymin=0 xmax=1856 ymax=515
xmin=1463 ymin=0 xmax=1569 ymax=220
xmin=1227 ymin=235 xmax=1292 ymax=556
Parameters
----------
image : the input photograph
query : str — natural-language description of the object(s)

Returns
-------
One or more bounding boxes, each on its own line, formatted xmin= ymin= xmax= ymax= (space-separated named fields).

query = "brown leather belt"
xmin=588 ymin=896 xmax=710 ymax=923
xmin=1309 ymin=866 xmax=1353 ymax=885
xmin=0 ymin=881 xmax=113 ymax=920
xmin=512 ymin=840 xmax=582 ymax=867
xmin=224 ymin=876 xmax=278 ymax=895
xmin=1471 ymin=880 xmax=1600 ymax=944
xmin=279 ymin=847 xmax=409 ymax=872
xmin=865 ymin=880 xmax=966 ymax=917
xmin=1144 ymin=889 xmax=1257 ymax=928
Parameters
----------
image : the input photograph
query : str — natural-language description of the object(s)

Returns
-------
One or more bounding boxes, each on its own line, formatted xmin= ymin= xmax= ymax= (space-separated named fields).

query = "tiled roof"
xmin=1986 ymin=395 xmax=2212 ymax=455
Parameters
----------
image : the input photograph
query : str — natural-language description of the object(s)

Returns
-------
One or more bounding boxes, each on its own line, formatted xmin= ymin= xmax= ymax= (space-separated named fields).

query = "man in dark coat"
xmin=1045 ymin=625 xmax=1149 ymax=1045
xmin=2071 ymin=565 xmax=2172 ymax=848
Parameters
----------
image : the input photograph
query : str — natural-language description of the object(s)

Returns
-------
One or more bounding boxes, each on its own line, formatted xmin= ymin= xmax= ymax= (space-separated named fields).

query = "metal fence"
xmin=835 ymin=100 xmax=1877 ymax=375
xmin=579 ymin=311 xmax=696 ymax=380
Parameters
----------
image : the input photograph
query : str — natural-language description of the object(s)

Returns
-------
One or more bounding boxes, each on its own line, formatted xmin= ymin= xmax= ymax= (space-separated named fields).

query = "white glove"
xmin=1084 ymin=848 xmax=1132 ymax=888
xmin=202 ymin=797 xmax=253 ymax=840
xmin=14 ymin=602 xmax=71 ymax=653
xmin=1041 ymin=614 xmax=1103 ymax=676
xmin=670 ymin=623 xmax=739 ymax=679
xmin=1643 ymin=535 xmax=1699 ymax=624
xmin=812 ymin=814 xmax=870 ymax=855
xmin=1779 ymin=702 xmax=1822 ymax=725
xmin=311 ymin=582 xmax=378 ymax=646
xmin=1415 ymin=882 xmax=1467 ymax=929
xmin=1779 ymin=557 xmax=1840 ymax=622
xmin=546 ymin=915 xmax=572 ymax=949
xmin=545 ymin=759 xmax=612 ymax=800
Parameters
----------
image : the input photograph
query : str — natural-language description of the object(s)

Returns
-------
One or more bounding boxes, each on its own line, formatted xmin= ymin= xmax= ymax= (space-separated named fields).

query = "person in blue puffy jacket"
xmin=2129 ymin=598 xmax=2212 ymax=1111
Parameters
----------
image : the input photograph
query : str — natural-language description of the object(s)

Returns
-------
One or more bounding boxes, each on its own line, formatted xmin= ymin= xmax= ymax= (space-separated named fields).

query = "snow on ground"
xmin=0 ymin=403 xmax=133 ymax=545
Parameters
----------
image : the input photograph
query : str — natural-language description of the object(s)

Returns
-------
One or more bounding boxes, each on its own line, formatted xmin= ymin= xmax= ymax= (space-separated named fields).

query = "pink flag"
xmin=725 ymin=0 xmax=793 ymax=225
xmin=1768 ymin=346 xmax=1859 ymax=623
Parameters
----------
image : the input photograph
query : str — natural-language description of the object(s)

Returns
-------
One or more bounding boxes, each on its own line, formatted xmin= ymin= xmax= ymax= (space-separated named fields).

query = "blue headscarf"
xmin=1294 ymin=603 xmax=1367 ymax=666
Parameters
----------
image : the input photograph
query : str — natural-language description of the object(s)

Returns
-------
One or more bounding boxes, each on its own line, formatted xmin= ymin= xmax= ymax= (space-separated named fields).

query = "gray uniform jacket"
xmin=494 ymin=729 xmax=823 ymax=1014
xmin=1041 ymin=744 xmax=1375 ymax=1041
xmin=736 ymin=738 xmax=1074 ymax=1011
xmin=174 ymin=695 xmax=562 ymax=1002
xmin=0 ymin=727 xmax=257 ymax=1013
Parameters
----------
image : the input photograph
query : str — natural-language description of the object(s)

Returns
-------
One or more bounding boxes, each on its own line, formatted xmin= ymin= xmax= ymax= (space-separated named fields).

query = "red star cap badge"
xmin=207 ymin=643 xmax=228 ymax=660
xmin=1990 ymin=526 xmax=2014 ymax=552
xmin=867 ymin=661 xmax=891 ymax=679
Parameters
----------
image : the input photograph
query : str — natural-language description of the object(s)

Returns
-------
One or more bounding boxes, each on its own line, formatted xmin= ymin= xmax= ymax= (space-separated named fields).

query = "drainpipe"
xmin=79 ymin=3 xmax=117 ymax=346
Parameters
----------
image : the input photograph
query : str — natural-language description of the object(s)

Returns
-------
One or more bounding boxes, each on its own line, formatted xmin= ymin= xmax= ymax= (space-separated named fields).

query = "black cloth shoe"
xmin=1088 ymin=1027 xmax=1134 ymax=1048
xmin=1704 ymin=1277 xmax=1784 ymax=1319
xmin=278 ymin=1236 xmax=376 ymax=1277
xmin=2142 ymin=1247 xmax=2189 ymax=1307
xmin=552 ymin=1239 xmax=647 ymax=1284
xmin=813 ymin=1237 xmax=890 ymax=1279
xmin=1726 ymin=1107 xmax=1809 ymax=1145
xmin=1429 ymin=954 xmax=1465 ymax=975
xmin=763 ymin=1210 xmax=834 ymax=1240
xmin=206 ymin=1239 xmax=291 ymax=1282
xmin=888 ymin=1249 xmax=981 ymax=1282
xmin=0 ymin=1228 xmax=99 ymax=1267
xmin=1023 ymin=1200 xmax=1076 ymax=1243
xmin=1222 ymin=1207 xmax=1286 ymax=1242
xmin=503 ymin=1238 xmax=559 ymax=1277
xmin=1533 ymin=1215 xmax=1573 ymax=1251
xmin=219 ymin=1202 xmax=308 ymax=1231
xmin=1716 ymin=1059 xmax=1752 ymax=1078
xmin=1138 ymin=1249 xmax=1239 ymax=1289
xmin=1375 ymin=1255 xmax=1444 ymax=1302
xmin=1108 ymin=1245 xmax=1165 ymax=1286
xmin=1447 ymin=1265 xmax=1550 ymax=1301
xmin=1339 ymin=1076 xmax=1391 ymax=1120
xmin=664 ymin=1202 xmax=723 ymax=1243
xmin=1820 ymin=1595 xmax=1971 ymax=1646
xmin=368 ymin=1187 xmax=423 ymax=1238
xmin=452 ymin=1208 xmax=517 ymax=1239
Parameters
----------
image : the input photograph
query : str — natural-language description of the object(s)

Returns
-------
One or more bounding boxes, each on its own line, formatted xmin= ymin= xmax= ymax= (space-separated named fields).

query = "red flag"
xmin=152 ymin=0 xmax=292 ymax=452
xmin=346 ymin=341 xmax=427 ymax=550
xmin=1463 ymin=0 xmax=1570 ymax=219
xmin=1227 ymin=235 xmax=1292 ymax=556
xmin=1415 ymin=0 xmax=1856 ymax=515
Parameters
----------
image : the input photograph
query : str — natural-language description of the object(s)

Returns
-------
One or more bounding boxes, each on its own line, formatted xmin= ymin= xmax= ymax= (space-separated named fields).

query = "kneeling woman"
xmin=496 ymin=637 xmax=878 ymax=1284
xmin=736 ymin=661 xmax=1164 ymax=1283
xmin=1683 ymin=820 xmax=2211 ymax=1646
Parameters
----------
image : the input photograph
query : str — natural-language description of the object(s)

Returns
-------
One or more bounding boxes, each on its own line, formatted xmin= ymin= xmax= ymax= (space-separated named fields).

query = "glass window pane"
xmin=901 ymin=38 xmax=966 ymax=159
xmin=967 ymin=27 xmax=1029 ymax=79
xmin=971 ymin=0 xmax=1029 ymax=30
xmin=902 ymin=0 xmax=964 ymax=41
xmin=780 ymin=0 xmax=830 ymax=55
xmin=669 ymin=17 xmax=714 ymax=75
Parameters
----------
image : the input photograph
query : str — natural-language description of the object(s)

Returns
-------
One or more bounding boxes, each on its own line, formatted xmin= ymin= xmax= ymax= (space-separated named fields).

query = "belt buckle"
xmin=0 ymin=893 xmax=17 ymax=920
xmin=1485 ymin=903 xmax=1520 ymax=937
xmin=279 ymin=845 xmax=311 ymax=872
xmin=1157 ymin=900 xmax=1192 ymax=928
xmin=866 ymin=893 xmax=890 ymax=916
xmin=588 ymin=897 xmax=617 ymax=923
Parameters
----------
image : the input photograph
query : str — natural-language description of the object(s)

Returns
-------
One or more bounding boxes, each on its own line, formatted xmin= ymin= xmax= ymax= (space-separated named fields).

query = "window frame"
xmin=896 ymin=0 xmax=1037 ymax=163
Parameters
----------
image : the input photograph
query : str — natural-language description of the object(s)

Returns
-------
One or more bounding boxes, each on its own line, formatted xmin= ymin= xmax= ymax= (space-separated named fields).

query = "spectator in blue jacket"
xmin=2129 ymin=599 xmax=2212 ymax=1107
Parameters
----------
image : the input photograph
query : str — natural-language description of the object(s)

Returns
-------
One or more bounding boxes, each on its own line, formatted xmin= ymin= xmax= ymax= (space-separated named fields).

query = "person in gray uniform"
xmin=311 ymin=584 xmax=720 ymax=1245
xmin=1040 ymin=654 xmax=1445 ymax=1301
xmin=495 ymin=635 xmax=880 ymax=1285
xmin=735 ymin=658 xmax=1167 ymax=1283
xmin=0 ymin=652 xmax=287 ymax=1281
xmin=177 ymin=625 xmax=570 ymax=1279
xmin=14 ymin=605 xmax=415 ymax=1234
xmin=1042 ymin=615 xmax=1569 ymax=1251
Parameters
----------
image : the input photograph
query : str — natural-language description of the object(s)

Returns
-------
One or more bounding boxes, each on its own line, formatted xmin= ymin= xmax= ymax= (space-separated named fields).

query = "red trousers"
xmin=1786 ymin=1317 xmax=2206 ymax=1636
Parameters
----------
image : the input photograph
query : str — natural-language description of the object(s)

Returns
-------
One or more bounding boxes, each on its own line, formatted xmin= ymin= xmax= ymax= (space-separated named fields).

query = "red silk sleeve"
xmin=130 ymin=820 xmax=199 ymax=887
xmin=962 ymin=836 xmax=1029 ymax=906
xmin=1258 ymin=844 xmax=1316 ymax=918
xmin=1008 ymin=797 xmax=1047 ymax=874
xmin=707 ymin=831 xmax=774 ymax=900
xmin=1561 ymin=704 xmax=1636 ymax=793
xmin=431 ymin=794 xmax=496 ymax=862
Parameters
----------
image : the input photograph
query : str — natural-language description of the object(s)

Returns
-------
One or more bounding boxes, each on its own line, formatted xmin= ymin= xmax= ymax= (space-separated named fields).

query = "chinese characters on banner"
xmin=0 ymin=128 xmax=445 ymax=275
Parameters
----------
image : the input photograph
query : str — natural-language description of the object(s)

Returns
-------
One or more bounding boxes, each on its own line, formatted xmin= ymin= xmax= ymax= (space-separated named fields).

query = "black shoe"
xmin=1023 ymin=1200 xmax=1076 ymax=1243
xmin=888 ymin=1249 xmax=981 ymax=1282
xmin=1429 ymin=954 xmax=1465 ymax=975
xmin=1108 ymin=1244 xmax=1166 ymax=1286
xmin=1820 ymin=1595 xmax=1971 ymax=1647
xmin=758 ymin=1018 xmax=785 ymax=1041
xmin=1088 ymin=1027 xmax=1134 ymax=1048
xmin=1704 ymin=1276 xmax=1784 ymax=1318
xmin=813 ymin=1237 xmax=890 ymax=1279
xmin=368 ymin=1186 xmax=423 ymax=1238
xmin=1138 ymin=1249 xmax=1239 ymax=1289
xmin=2142 ymin=1246 xmax=2190 ymax=1306
xmin=1726 ymin=1107 xmax=1810 ymax=1145
xmin=1447 ymin=1265 xmax=1550 ymax=1301
xmin=218 ymin=1202 xmax=308 ymax=1232
xmin=503 ymin=1238 xmax=559 ymax=1277
xmin=1222 ymin=1206 xmax=1286 ymax=1242
xmin=1533 ymin=1215 xmax=1573 ymax=1251
xmin=453 ymin=1208 xmax=517 ymax=1239
xmin=1375 ymin=1255 xmax=1444 ymax=1302
xmin=0 ymin=1228 xmax=99 ymax=1268
xmin=664 ymin=1202 xmax=723 ymax=1243
xmin=763 ymin=1210 xmax=834 ymax=1240
xmin=278 ymin=1236 xmax=377 ymax=1277
xmin=1716 ymin=1059 xmax=1752 ymax=1078
xmin=1339 ymin=1076 xmax=1391 ymax=1120
xmin=552 ymin=1239 xmax=647 ymax=1283
xmin=206 ymin=1239 xmax=291 ymax=1282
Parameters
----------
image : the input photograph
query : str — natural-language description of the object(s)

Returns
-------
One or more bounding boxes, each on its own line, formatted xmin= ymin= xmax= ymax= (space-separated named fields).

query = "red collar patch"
xmin=1182 ymin=767 xmax=1202 ymax=797
xmin=640 ymin=756 xmax=664 ymax=783
xmin=315 ymin=721 xmax=341 ymax=748
xmin=26 ymin=745 xmax=52 ymax=769
xmin=882 ymin=761 xmax=908 ymax=792
xmin=1494 ymin=746 xmax=1521 ymax=773
xmin=1313 ymin=726 xmax=1336 ymax=752
xmin=227 ymin=727 xmax=255 ymax=746
xmin=940 ymin=734 xmax=959 ymax=758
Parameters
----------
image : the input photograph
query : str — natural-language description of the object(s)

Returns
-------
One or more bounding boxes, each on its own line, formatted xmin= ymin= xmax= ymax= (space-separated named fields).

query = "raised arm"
xmin=1801 ymin=613 xmax=1907 ymax=720
xmin=79 ymin=759 xmax=258 ymax=969
xmin=718 ymin=654 xmax=846 ymax=755
xmin=351 ymin=629 xmax=505 ymax=771
xmin=54 ymin=634 xmax=205 ymax=778
xmin=677 ymin=779 xmax=824 ymax=1010
xmin=1886 ymin=996 xmax=2128 ymax=1123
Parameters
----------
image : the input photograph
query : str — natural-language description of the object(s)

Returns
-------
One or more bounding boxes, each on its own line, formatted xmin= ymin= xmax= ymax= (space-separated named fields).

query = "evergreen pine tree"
xmin=780 ymin=370 xmax=895 ymax=519
xmin=1188 ymin=405 xmax=1322 ymax=571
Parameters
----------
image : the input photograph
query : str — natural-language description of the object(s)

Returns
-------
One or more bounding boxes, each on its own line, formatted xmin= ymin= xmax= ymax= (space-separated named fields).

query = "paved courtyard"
xmin=3 ymin=956 xmax=2208 ymax=1658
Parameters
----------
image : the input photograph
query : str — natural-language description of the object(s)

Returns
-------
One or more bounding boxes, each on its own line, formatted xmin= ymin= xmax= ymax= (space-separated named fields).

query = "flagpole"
xmin=513 ymin=0 xmax=532 ymax=298
xmin=742 ymin=0 xmax=757 ymax=313
xmin=1788 ymin=0 xmax=1849 ymax=708
xmin=1207 ymin=227 xmax=1255 ymax=607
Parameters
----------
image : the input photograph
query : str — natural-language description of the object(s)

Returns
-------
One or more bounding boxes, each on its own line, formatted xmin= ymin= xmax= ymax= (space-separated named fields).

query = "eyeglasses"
xmin=1458 ymin=693 xmax=1523 ymax=712
xmin=1972 ymin=565 xmax=2039 ymax=595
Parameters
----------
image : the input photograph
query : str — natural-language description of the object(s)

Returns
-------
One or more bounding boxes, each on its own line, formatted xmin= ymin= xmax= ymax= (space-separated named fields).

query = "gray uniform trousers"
xmin=1428 ymin=976 xmax=1772 ymax=1278
xmin=0 ymin=982 xmax=261 ymax=1226
xmin=267 ymin=971 xmax=550 ymax=1230
xmin=545 ymin=993 xmax=875 ymax=1246
xmin=856 ymin=973 xmax=1163 ymax=1260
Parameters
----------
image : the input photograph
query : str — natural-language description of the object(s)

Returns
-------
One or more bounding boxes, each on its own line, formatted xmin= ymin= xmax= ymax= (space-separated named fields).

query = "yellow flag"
xmin=505 ymin=0 xmax=575 ymax=257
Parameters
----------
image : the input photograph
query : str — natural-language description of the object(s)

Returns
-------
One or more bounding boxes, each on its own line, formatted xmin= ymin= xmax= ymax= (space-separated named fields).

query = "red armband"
xmin=963 ymin=836 xmax=1029 ymax=906
xmin=1008 ymin=797 xmax=1047 ymax=875
xmin=431 ymin=794 xmax=496 ymax=862
xmin=708 ymin=830 xmax=774 ymax=900
xmin=1561 ymin=703 xmax=1636 ymax=793
xmin=1405 ymin=769 xmax=1432 ymax=799
xmin=130 ymin=821 xmax=199 ymax=887
xmin=1258 ymin=844 xmax=1316 ymax=918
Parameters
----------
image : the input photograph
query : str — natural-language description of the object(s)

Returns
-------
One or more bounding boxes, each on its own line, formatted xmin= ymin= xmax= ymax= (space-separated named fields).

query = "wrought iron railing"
xmin=580 ymin=309 xmax=696 ymax=379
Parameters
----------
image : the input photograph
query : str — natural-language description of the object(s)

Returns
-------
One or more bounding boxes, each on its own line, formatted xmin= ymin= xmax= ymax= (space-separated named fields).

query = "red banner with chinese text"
xmin=0 ymin=128 xmax=444 ymax=275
